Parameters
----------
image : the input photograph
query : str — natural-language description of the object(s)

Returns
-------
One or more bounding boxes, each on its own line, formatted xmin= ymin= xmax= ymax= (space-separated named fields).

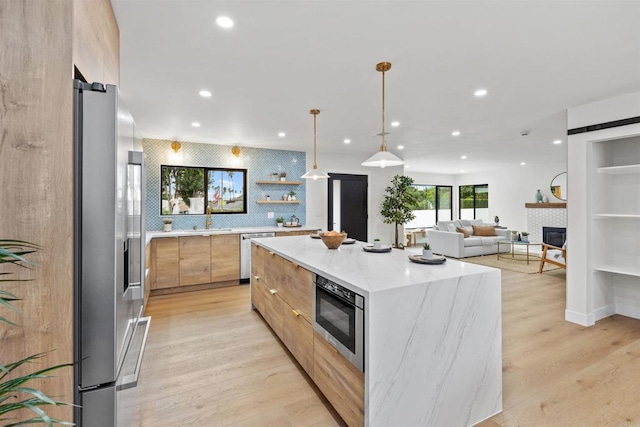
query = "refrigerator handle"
xmin=117 ymin=316 xmax=151 ymax=391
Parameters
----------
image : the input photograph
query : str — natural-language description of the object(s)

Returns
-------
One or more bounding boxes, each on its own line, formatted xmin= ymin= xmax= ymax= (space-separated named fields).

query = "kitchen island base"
xmin=251 ymin=236 xmax=502 ymax=427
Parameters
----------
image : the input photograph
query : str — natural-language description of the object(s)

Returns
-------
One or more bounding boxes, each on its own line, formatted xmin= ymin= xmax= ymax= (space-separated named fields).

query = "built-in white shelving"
xmin=593 ymin=264 xmax=640 ymax=277
xmin=594 ymin=213 xmax=640 ymax=219
xmin=597 ymin=164 xmax=640 ymax=174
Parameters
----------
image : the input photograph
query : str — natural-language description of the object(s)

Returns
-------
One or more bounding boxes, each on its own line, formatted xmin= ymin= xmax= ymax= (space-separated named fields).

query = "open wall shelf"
xmin=256 ymin=181 xmax=303 ymax=185
xmin=256 ymin=200 xmax=302 ymax=204
xmin=597 ymin=164 xmax=640 ymax=174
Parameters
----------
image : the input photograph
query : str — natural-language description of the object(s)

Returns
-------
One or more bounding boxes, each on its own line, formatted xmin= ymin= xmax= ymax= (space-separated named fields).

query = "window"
xmin=459 ymin=184 xmax=488 ymax=221
xmin=161 ymin=165 xmax=247 ymax=215
xmin=406 ymin=184 xmax=453 ymax=227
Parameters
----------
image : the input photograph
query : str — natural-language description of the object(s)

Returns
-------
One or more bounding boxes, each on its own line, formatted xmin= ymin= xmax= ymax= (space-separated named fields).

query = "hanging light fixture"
xmin=361 ymin=62 xmax=404 ymax=168
xmin=301 ymin=109 xmax=330 ymax=180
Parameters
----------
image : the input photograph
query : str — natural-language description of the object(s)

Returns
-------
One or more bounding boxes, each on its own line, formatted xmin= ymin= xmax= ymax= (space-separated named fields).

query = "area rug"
xmin=461 ymin=253 xmax=561 ymax=274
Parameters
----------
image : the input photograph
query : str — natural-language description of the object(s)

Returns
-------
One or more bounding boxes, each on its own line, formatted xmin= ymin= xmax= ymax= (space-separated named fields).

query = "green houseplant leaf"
xmin=380 ymin=175 xmax=417 ymax=248
xmin=0 ymin=240 xmax=74 ymax=426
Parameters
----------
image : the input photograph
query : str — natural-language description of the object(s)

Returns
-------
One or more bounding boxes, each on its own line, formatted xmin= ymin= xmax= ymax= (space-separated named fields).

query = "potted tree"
xmin=0 ymin=240 xmax=72 ymax=425
xmin=380 ymin=175 xmax=417 ymax=249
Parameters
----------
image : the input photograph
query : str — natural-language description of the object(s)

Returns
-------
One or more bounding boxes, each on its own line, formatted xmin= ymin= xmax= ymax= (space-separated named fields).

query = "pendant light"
xmin=301 ymin=109 xmax=330 ymax=180
xmin=361 ymin=62 xmax=404 ymax=168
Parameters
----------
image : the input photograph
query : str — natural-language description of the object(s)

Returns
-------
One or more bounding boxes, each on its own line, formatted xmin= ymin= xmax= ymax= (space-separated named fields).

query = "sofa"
xmin=427 ymin=219 xmax=511 ymax=258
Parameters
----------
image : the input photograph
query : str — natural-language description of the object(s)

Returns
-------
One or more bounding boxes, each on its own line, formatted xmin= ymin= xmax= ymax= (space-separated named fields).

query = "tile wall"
xmin=143 ymin=138 xmax=306 ymax=231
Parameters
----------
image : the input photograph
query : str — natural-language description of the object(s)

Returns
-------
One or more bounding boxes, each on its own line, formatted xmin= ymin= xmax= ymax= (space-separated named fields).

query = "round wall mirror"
xmin=550 ymin=172 xmax=567 ymax=201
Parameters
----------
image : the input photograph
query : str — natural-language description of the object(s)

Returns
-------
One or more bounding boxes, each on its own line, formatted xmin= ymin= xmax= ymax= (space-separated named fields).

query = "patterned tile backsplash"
xmin=143 ymin=138 xmax=306 ymax=231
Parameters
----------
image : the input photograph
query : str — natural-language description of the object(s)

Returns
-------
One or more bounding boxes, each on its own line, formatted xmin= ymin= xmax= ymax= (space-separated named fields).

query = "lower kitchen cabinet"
xmin=283 ymin=306 xmax=314 ymax=377
xmin=251 ymin=244 xmax=363 ymax=426
xmin=211 ymin=234 xmax=240 ymax=282
xmin=313 ymin=330 xmax=364 ymax=427
xmin=275 ymin=230 xmax=314 ymax=237
xmin=257 ymin=280 xmax=284 ymax=339
xmin=154 ymin=237 xmax=180 ymax=289
xmin=179 ymin=236 xmax=211 ymax=286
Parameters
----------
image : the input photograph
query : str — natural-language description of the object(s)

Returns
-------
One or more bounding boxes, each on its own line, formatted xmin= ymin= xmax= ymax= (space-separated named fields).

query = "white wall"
xmin=305 ymin=152 xmax=401 ymax=245
xmin=456 ymin=162 xmax=567 ymax=233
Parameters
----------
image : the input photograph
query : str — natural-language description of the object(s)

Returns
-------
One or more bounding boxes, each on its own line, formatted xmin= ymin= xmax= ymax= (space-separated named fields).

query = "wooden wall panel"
xmin=73 ymin=0 xmax=120 ymax=84
xmin=1 ymin=0 xmax=120 ymax=423
xmin=0 ymin=0 xmax=75 ymax=422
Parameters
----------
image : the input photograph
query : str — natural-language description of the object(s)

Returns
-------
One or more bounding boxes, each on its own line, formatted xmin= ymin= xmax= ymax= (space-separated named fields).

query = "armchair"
xmin=538 ymin=242 xmax=567 ymax=273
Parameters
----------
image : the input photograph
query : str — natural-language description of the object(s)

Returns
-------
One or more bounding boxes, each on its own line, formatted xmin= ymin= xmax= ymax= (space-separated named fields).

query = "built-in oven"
xmin=313 ymin=274 xmax=364 ymax=372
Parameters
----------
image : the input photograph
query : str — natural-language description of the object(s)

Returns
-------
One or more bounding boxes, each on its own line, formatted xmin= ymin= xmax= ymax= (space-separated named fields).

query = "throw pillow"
xmin=472 ymin=225 xmax=497 ymax=236
xmin=447 ymin=223 xmax=457 ymax=233
xmin=456 ymin=226 xmax=470 ymax=238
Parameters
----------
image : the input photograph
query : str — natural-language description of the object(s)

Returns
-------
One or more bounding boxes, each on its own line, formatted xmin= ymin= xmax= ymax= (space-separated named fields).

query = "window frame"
xmin=458 ymin=183 xmax=489 ymax=220
xmin=407 ymin=184 xmax=453 ymax=226
xmin=160 ymin=165 xmax=248 ymax=215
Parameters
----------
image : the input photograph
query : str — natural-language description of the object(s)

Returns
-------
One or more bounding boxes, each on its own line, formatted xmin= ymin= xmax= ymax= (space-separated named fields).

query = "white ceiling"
xmin=111 ymin=0 xmax=640 ymax=174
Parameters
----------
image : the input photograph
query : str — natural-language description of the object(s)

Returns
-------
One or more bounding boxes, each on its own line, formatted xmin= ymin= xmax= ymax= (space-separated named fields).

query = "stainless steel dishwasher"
xmin=240 ymin=232 xmax=275 ymax=283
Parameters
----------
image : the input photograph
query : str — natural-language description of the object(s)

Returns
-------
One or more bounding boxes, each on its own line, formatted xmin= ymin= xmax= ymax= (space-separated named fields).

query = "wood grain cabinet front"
xmin=211 ymin=234 xmax=240 ymax=283
xmin=313 ymin=330 xmax=364 ymax=427
xmin=154 ymin=237 xmax=180 ymax=289
xmin=179 ymin=236 xmax=211 ymax=286
xmin=258 ymin=280 xmax=284 ymax=339
xmin=282 ymin=260 xmax=313 ymax=323
xmin=263 ymin=249 xmax=285 ymax=292
xmin=283 ymin=306 xmax=314 ymax=377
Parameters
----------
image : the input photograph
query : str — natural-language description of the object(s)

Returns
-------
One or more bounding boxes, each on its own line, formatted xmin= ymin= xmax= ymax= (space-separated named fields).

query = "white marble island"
xmin=252 ymin=235 xmax=502 ymax=427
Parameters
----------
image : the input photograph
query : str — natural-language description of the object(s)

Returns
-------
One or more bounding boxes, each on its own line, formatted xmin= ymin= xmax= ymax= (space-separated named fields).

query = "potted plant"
xmin=0 ymin=240 xmax=73 ymax=425
xmin=279 ymin=171 xmax=287 ymax=182
xmin=289 ymin=190 xmax=296 ymax=201
xmin=270 ymin=172 xmax=278 ymax=181
xmin=162 ymin=216 xmax=173 ymax=232
xmin=380 ymin=175 xmax=418 ymax=249
xmin=422 ymin=243 xmax=433 ymax=259
xmin=521 ymin=232 xmax=530 ymax=242
xmin=373 ymin=238 xmax=382 ymax=249
xmin=275 ymin=217 xmax=284 ymax=227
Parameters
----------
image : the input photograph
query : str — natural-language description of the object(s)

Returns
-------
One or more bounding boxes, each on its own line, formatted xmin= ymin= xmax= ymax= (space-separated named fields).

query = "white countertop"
xmin=146 ymin=226 xmax=318 ymax=245
xmin=253 ymin=235 xmax=497 ymax=295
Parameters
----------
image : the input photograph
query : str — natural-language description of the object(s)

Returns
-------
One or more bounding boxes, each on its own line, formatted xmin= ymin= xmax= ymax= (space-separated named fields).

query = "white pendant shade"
xmin=363 ymin=61 xmax=405 ymax=168
xmin=301 ymin=167 xmax=330 ymax=180
xmin=302 ymin=109 xmax=329 ymax=180
xmin=361 ymin=150 xmax=404 ymax=168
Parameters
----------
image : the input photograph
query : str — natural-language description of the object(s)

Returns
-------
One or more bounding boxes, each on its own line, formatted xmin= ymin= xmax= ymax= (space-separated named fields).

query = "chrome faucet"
xmin=205 ymin=205 xmax=212 ymax=230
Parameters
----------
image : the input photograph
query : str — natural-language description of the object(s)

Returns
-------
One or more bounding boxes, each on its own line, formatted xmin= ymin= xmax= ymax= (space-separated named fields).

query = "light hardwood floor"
xmin=129 ymin=269 xmax=640 ymax=426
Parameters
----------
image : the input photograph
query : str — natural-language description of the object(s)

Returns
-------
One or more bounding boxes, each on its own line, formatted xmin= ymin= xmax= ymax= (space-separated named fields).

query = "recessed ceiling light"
xmin=344 ymin=139 xmax=351 ymax=144
xmin=461 ymin=155 xmax=467 ymax=159
xmin=553 ymin=139 xmax=562 ymax=145
xmin=474 ymin=88 xmax=488 ymax=97
xmin=405 ymin=165 xmax=410 ymax=168
xmin=391 ymin=121 xmax=400 ymax=127
xmin=460 ymin=169 xmax=465 ymax=173
xmin=199 ymin=90 xmax=212 ymax=98
xmin=191 ymin=122 xmax=201 ymax=127
xmin=278 ymin=132 xmax=286 ymax=137
xmin=451 ymin=131 xmax=461 ymax=136
xmin=397 ymin=145 xmax=404 ymax=150
xmin=520 ymin=162 xmax=526 ymax=166
xmin=216 ymin=16 xmax=234 ymax=28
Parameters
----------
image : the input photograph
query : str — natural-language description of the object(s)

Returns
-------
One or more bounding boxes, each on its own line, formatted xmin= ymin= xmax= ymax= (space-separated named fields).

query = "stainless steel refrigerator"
xmin=73 ymin=80 xmax=150 ymax=426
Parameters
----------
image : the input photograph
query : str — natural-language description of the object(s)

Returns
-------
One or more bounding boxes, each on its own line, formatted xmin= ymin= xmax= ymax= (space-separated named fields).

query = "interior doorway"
xmin=328 ymin=173 xmax=368 ymax=241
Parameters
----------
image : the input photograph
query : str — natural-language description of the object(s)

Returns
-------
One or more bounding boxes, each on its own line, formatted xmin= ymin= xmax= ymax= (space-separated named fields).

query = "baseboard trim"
xmin=565 ymin=309 xmax=594 ymax=326
xmin=615 ymin=303 xmax=640 ymax=320
xmin=593 ymin=304 xmax=616 ymax=323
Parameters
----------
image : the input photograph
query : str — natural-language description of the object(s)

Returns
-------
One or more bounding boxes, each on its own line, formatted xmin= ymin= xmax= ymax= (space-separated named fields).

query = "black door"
xmin=328 ymin=174 xmax=368 ymax=241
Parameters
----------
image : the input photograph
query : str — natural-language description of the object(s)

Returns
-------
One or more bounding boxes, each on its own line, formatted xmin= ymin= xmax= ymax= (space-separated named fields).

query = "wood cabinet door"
xmin=154 ymin=237 xmax=180 ymax=289
xmin=211 ymin=234 xmax=240 ymax=283
xmin=313 ymin=331 xmax=364 ymax=427
xmin=251 ymin=243 xmax=264 ymax=284
xmin=179 ymin=236 xmax=211 ymax=286
xmin=259 ymin=280 xmax=284 ymax=339
xmin=283 ymin=307 xmax=314 ymax=377
xmin=263 ymin=249 xmax=284 ymax=292
xmin=282 ymin=261 xmax=313 ymax=323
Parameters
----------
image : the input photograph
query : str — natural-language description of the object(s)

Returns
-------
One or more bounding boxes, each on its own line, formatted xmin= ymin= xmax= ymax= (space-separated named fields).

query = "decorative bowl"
xmin=319 ymin=232 xmax=347 ymax=249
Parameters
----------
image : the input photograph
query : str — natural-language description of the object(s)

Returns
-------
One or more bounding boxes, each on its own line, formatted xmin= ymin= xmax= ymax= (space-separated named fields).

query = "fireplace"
xmin=543 ymin=227 xmax=566 ymax=248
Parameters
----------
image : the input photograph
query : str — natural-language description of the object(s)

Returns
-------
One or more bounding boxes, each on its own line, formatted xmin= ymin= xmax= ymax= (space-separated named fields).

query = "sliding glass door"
xmin=459 ymin=184 xmax=489 ymax=221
